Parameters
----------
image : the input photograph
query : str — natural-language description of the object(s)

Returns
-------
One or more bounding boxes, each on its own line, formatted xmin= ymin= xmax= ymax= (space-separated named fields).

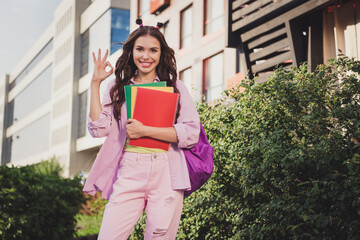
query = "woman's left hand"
xmin=126 ymin=119 xmax=146 ymax=139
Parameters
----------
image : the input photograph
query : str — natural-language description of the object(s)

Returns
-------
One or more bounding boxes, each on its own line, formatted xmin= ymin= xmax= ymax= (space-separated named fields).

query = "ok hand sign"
xmin=91 ymin=49 xmax=114 ymax=85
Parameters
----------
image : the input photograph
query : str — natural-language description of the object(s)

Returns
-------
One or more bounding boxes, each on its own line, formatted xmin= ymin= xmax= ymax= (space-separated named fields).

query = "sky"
xmin=0 ymin=0 xmax=62 ymax=78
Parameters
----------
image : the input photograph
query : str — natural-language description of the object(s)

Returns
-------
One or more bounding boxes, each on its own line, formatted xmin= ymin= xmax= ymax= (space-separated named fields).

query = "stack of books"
xmin=124 ymin=82 xmax=179 ymax=151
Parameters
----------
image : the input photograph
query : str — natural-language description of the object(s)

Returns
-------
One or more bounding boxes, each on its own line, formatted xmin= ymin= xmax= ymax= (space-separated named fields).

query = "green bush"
xmin=75 ymin=213 xmax=103 ymax=237
xmin=0 ymin=157 xmax=85 ymax=240
xmin=76 ymin=192 xmax=107 ymax=237
xmin=177 ymin=57 xmax=360 ymax=239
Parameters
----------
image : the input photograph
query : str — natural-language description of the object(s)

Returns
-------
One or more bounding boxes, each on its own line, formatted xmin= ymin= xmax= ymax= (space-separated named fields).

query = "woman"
xmin=83 ymin=19 xmax=200 ymax=239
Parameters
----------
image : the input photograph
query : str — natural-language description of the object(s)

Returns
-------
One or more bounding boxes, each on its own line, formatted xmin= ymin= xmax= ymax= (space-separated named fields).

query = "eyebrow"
xmin=135 ymin=45 xmax=159 ymax=50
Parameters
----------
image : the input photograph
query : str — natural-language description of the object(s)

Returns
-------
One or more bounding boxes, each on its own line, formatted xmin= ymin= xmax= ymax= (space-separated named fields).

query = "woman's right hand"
xmin=91 ymin=48 xmax=114 ymax=85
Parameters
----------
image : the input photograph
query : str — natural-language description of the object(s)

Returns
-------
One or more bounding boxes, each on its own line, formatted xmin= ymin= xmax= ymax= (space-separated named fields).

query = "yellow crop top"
xmin=123 ymin=139 xmax=166 ymax=153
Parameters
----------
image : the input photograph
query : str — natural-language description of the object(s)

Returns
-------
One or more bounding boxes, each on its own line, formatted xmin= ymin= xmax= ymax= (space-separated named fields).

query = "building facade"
xmin=134 ymin=0 xmax=238 ymax=102
xmin=0 ymin=0 xmax=238 ymax=177
xmin=226 ymin=0 xmax=360 ymax=83
xmin=0 ymin=0 xmax=131 ymax=177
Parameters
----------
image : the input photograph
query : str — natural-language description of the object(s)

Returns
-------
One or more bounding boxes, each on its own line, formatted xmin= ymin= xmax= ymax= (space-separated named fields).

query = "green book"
xmin=124 ymin=81 xmax=166 ymax=119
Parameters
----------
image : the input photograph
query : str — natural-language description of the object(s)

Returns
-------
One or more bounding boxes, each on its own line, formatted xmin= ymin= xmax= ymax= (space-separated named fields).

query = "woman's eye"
xmin=151 ymin=49 xmax=158 ymax=53
xmin=136 ymin=48 xmax=143 ymax=51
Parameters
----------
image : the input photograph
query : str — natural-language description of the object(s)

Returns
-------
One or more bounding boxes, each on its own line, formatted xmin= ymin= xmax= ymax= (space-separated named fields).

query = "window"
xmin=2 ymin=100 xmax=14 ymax=164
xmin=88 ymin=9 xmax=112 ymax=75
xmin=180 ymin=5 xmax=193 ymax=49
xmin=4 ymin=100 xmax=14 ymax=130
xmin=236 ymin=44 xmax=247 ymax=74
xmin=1 ymin=137 xmax=12 ymax=165
xmin=159 ymin=20 xmax=169 ymax=39
xmin=138 ymin=0 xmax=150 ymax=18
xmin=11 ymin=39 xmax=53 ymax=90
xmin=78 ymin=90 xmax=88 ymax=138
xmin=80 ymin=30 xmax=89 ymax=77
xmin=10 ymin=113 xmax=50 ymax=162
xmin=110 ymin=8 xmax=130 ymax=54
xmin=13 ymin=65 xmax=52 ymax=124
xmin=160 ymin=21 xmax=175 ymax=48
xmin=179 ymin=67 xmax=192 ymax=94
xmin=204 ymin=0 xmax=224 ymax=35
xmin=203 ymin=52 xmax=223 ymax=101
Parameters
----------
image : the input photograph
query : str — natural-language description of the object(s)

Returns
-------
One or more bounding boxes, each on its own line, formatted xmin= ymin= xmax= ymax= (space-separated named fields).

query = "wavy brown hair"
xmin=108 ymin=21 xmax=180 ymax=121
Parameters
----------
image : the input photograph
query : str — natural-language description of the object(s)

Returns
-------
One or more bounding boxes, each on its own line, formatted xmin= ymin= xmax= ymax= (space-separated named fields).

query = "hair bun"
xmin=156 ymin=22 xmax=164 ymax=29
xmin=136 ymin=18 xmax=143 ymax=25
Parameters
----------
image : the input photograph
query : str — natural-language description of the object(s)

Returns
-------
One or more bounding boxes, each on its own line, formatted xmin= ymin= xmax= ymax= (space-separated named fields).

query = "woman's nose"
xmin=142 ymin=51 xmax=149 ymax=59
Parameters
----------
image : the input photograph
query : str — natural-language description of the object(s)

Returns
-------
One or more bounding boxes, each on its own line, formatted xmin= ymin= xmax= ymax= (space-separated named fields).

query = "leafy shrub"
xmin=75 ymin=214 xmax=103 ymax=237
xmin=0 ymin=157 xmax=85 ymax=240
xmin=79 ymin=192 xmax=107 ymax=217
xmin=178 ymin=57 xmax=360 ymax=239
xmin=76 ymin=192 xmax=107 ymax=237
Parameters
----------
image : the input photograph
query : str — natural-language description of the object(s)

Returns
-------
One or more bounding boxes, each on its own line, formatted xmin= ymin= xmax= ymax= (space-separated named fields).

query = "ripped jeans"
xmin=98 ymin=152 xmax=184 ymax=240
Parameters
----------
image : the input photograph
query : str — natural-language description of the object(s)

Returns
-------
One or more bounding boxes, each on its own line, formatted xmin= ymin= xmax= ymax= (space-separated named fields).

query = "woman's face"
xmin=132 ymin=35 xmax=161 ymax=76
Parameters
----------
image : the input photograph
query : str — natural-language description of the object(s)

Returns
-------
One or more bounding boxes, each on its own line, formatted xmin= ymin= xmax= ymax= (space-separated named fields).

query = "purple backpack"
xmin=183 ymin=122 xmax=214 ymax=197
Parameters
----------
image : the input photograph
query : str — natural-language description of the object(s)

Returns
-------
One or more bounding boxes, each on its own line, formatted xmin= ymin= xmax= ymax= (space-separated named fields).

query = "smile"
xmin=140 ymin=61 xmax=153 ymax=68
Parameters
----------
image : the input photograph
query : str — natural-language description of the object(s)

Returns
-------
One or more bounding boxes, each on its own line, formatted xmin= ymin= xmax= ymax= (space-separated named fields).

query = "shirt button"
xmin=153 ymin=154 xmax=158 ymax=159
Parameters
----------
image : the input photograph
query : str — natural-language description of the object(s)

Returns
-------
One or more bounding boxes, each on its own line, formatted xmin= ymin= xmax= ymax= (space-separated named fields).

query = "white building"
xmin=0 ymin=0 xmax=239 ymax=177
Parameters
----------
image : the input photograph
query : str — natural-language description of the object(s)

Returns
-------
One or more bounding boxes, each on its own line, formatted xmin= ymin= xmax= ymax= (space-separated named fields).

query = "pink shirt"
xmin=83 ymin=77 xmax=200 ymax=199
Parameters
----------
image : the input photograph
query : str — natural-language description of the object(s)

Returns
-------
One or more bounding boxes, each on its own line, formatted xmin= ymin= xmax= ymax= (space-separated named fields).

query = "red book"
xmin=129 ymin=87 xmax=179 ymax=151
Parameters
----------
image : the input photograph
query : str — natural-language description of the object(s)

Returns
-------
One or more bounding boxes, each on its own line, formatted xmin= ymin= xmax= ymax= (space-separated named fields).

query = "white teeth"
xmin=141 ymin=62 xmax=152 ymax=67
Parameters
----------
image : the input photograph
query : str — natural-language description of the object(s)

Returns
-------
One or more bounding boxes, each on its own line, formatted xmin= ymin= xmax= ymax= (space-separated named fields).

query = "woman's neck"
xmin=134 ymin=71 xmax=156 ymax=84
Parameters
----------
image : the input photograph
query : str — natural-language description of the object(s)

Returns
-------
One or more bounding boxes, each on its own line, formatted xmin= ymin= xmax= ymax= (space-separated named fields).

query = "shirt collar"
xmin=130 ymin=74 xmax=160 ymax=85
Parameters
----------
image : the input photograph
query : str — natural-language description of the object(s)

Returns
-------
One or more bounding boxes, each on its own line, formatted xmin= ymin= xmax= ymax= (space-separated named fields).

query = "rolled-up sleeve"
xmin=88 ymin=80 xmax=114 ymax=138
xmin=173 ymin=80 xmax=200 ymax=149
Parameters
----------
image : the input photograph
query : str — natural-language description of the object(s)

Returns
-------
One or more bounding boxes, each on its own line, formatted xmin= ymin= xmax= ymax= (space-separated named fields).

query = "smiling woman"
xmin=132 ymin=35 xmax=161 ymax=83
xmin=83 ymin=18 xmax=201 ymax=239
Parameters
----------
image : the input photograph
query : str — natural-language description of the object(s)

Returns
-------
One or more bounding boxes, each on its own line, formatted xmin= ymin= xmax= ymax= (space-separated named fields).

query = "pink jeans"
xmin=98 ymin=152 xmax=184 ymax=240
